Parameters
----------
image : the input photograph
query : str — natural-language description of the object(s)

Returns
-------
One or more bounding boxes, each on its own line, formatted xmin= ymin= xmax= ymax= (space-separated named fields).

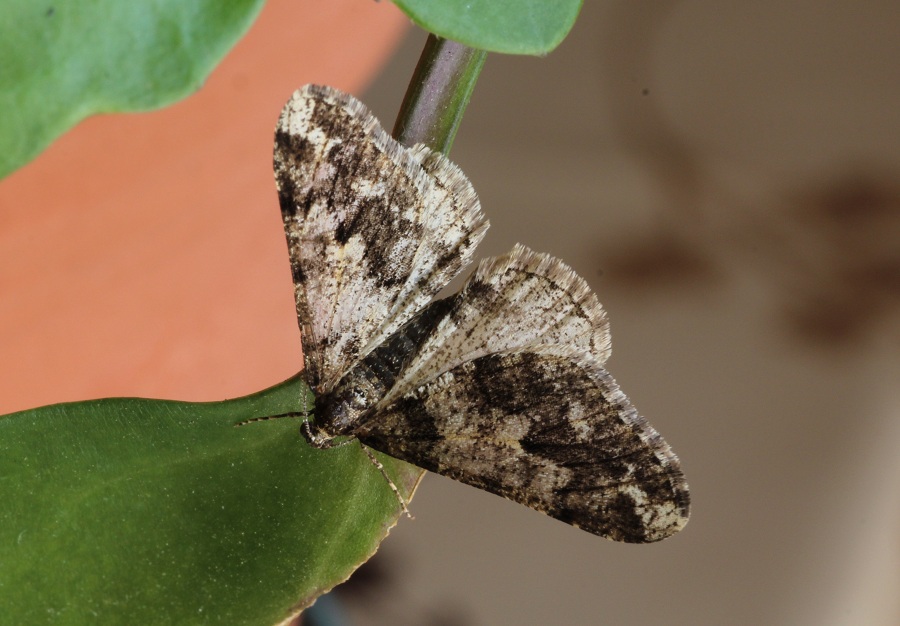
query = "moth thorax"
xmin=315 ymin=368 xmax=386 ymax=435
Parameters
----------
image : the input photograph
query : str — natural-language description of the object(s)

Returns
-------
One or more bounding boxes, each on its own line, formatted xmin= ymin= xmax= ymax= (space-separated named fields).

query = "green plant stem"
xmin=392 ymin=35 xmax=487 ymax=154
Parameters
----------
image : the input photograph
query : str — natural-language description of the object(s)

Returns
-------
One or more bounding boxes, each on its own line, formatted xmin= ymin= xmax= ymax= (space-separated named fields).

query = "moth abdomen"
xmin=316 ymin=296 xmax=456 ymax=437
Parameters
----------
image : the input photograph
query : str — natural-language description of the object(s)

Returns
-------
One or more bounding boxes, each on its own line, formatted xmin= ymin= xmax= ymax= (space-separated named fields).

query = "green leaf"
xmin=0 ymin=0 xmax=266 ymax=179
xmin=0 ymin=375 xmax=421 ymax=625
xmin=393 ymin=0 xmax=583 ymax=55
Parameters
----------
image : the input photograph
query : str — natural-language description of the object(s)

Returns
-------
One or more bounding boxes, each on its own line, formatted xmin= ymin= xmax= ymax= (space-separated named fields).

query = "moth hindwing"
xmin=273 ymin=84 xmax=690 ymax=543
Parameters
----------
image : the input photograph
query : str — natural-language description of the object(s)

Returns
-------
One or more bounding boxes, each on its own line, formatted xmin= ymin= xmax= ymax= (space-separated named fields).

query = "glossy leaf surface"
xmin=0 ymin=375 xmax=420 ymax=625
xmin=394 ymin=0 xmax=583 ymax=55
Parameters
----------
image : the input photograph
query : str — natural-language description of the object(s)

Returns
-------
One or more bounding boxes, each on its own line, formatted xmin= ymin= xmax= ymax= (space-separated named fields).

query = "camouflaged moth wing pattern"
xmin=329 ymin=245 xmax=689 ymax=542
xmin=273 ymin=85 xmax=690 ymax=543
xmin=376 ymin=244 xmax=612 ymax=409
xmin=359 ymin=345 xmax=687 ymax=543
xmin=274 ymin=84 xmax=488 ymax=395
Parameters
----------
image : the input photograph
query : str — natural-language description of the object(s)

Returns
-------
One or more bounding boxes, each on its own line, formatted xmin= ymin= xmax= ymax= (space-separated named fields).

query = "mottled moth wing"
xmin=377 ymin=244 xmax=612 ymax=408
xmin=358 ymin=346 xmax=690 ymax=543
xmin=273 ymin=84 xmax=690 ymax=542
xmin=274 ymin=85 xmax=488 ymax=394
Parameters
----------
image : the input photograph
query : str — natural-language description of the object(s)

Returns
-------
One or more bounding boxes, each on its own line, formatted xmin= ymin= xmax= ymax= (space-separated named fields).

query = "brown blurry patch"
xmin=597 ymin=169 xmax=900 ymax=349
xmin=782 ymin=173 xmax=900 ymax=343
xmin=602 ymin=232 xmax=721 ymax=291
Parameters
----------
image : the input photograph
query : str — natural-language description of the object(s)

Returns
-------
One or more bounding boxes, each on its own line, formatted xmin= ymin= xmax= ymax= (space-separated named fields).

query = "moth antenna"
xmin=234 ymin=412 xmax=305 ymax=427
xmin=361 ymin=443 xmax=412 ymax=518
xmin=301 ymin=374 xmax=311 ymax=415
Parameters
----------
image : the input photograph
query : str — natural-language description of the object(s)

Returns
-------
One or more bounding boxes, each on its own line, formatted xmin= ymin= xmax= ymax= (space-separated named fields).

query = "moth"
xmin=273 ymin=85 xmax=690 ymax=543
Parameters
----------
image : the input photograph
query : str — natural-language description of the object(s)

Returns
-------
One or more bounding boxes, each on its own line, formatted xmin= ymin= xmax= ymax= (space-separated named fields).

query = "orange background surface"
xmin=0 ymin=0 xmax=410 ymax=414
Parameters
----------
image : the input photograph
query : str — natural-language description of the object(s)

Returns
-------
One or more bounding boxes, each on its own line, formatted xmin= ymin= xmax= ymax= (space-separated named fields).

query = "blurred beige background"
xmin=349 ymin=2 xmax=900 ymax=624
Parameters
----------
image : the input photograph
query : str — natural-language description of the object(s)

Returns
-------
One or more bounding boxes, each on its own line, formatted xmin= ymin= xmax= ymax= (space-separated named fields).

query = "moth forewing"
xmin=275 ymin=85 xmax=487 ymax=397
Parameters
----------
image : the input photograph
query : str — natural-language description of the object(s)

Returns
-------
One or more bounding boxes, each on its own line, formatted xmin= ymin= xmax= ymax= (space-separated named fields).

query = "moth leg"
xmin=302 ymin=424 xmax=411 ymax=516
xmin=360 ymin=444 xmax=411 ymax=518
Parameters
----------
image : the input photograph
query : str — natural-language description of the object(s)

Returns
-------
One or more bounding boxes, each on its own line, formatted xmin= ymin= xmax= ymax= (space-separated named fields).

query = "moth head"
xmin=315 ymin=378 xmax=379 ymax=435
